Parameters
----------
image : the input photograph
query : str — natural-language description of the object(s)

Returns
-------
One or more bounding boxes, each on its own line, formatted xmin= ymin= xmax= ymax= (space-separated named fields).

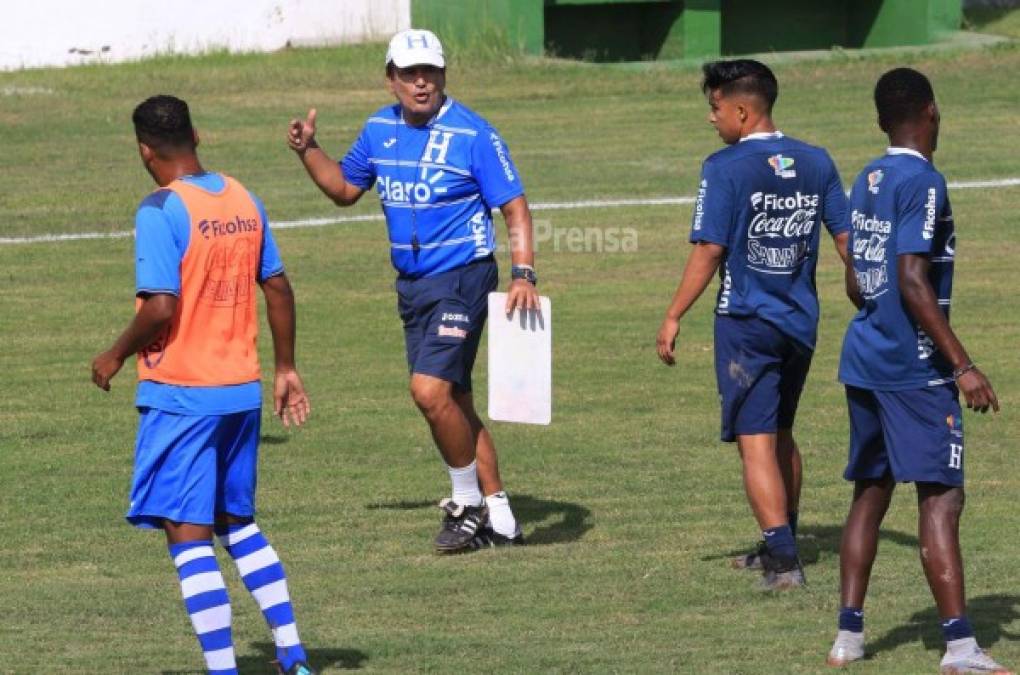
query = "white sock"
xmin=946 ymin=636 xmax=979 ymax=659
xmin=485 ymin=491 xmax=519 ymax=537
xmin=448 ymin=460 xmax=483 ymax=506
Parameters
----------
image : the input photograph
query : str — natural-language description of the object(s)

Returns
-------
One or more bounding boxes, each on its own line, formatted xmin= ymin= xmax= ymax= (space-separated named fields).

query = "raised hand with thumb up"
xmin=287 ymin=108 xmax=318 ymax=154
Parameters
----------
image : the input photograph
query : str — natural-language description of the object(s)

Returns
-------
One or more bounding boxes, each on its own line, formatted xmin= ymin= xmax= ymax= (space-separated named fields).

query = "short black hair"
xmin=874 ymin=67 xmax=935 ymax=132
xmin=132 ymin=95 xmax=195 ymax=152
xmin=701 ymin=59 xmax=778 ymax=112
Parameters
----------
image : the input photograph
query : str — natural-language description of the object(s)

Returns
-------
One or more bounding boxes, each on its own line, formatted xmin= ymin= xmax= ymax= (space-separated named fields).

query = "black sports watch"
xmin=511 ymin=264 xmax=537 ymax=286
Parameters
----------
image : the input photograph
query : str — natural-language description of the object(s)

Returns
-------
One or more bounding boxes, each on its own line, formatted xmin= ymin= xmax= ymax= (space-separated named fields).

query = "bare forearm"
xmin=297 ymin=143 xmax=359 ymax=206
xmin=845 ymin=264 xmax=864 ymax=309
xmin=108 ymin=296 xmax=175 ymax=358
xmin=109 ymin=315 xmax=168 ymax=359
xmin=835 ymin=232 xmax=864 ymax=308
xmin=262 ymin=275 xmax=297 ymax=369
xmin=901 ymin=280 xmax=969 ymax=370
xmin=899 ymin=256 xmax=969 ymax=369
xmin=501 ymin=196 xmax=535 ymax=267
xmin=665 ymin=243 xmax=724 ymax=320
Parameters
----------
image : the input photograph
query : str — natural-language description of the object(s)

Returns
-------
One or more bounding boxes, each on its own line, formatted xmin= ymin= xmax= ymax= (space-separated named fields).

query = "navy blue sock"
xmin=788 ymin=511 xmax=799 ymax=538
xmin=762 ymin=524 xmax=797 ymax=560
xmin=839 ymin=606 xmax=864 ymax=633
xmin=941 ymin=616 xmax=975 ymax=642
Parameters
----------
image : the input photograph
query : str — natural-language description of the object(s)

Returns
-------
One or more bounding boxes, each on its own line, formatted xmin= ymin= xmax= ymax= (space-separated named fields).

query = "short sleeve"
xmin=896 ymin=171 xmax=947 ymax=256
xmin=822 ymin=155 xmax=851 ymax=235
xmin=340 ymin=126 xmax=376 ymax=190
xmin=249 ymin=191 xmax=284 ymax=282
xmin=135 ymin=190 xmax=186 ymax=296
xmin=471 ymin=127 xmax=525 ymax=208
xmin=689 ymin=160 xmax=733 ymax=247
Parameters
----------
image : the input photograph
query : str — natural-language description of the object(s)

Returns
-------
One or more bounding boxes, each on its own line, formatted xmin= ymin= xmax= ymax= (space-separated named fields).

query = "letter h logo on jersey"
xmin=422 ymin=129 xmax=453 ymax=164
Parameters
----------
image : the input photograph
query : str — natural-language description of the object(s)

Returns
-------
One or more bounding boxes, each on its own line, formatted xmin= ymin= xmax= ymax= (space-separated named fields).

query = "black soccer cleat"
xmin=759 ymin=550 xmax=806 ymax=591
xmin=434 ymin=498 xmax=488 ymax=553
xmin=468 ymin=524 xmax=526 ymax=550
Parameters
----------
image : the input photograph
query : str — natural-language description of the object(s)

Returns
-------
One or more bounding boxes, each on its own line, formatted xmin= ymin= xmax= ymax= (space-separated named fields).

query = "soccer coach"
xmin=287 ymin=29 xmax=538 ymax=553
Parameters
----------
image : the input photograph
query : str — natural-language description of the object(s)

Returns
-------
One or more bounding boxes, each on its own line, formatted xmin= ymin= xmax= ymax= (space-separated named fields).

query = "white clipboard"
xmin=487 ymin=292 xmax=552 ymax=425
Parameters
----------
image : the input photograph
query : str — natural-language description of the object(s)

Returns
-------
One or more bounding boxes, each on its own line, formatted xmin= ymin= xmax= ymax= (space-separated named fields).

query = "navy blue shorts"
xmin=844 ymin=384 xmax=964 ymax=486
xmin=396 ymin=257 xmax=497 ymax=392
xmin=714 ymin=315 xmax=813 ymax=442
xmin=127 ymin=408 xmax=260 ymax=529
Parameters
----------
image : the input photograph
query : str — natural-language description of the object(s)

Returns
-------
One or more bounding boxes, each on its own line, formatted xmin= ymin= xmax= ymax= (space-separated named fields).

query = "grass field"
xmin=2 ymin=30 xmax=1020 ymax=674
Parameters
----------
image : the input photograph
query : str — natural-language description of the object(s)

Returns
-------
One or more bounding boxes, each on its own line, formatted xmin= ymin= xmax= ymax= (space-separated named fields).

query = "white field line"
xmin=2 ymin=176 xmax=1019 ymax=246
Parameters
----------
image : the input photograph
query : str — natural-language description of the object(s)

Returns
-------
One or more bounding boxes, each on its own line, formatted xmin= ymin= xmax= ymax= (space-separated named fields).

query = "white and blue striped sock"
xmin=217 ymin=522 xmax=307 ymax=671
xmin=168 ymin=541 xmax=237 ymax=675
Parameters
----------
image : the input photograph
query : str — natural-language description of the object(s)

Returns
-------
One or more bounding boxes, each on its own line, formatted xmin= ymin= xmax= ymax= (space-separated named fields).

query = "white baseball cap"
xmin=385 ymin=29 xmax=445 ymax=69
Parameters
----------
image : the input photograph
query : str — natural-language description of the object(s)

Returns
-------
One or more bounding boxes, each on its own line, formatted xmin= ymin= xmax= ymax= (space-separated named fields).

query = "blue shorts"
xmin=714 ymin=315 xmax=813 ymax=443
xmin=126 ymin=407 xmax=260 ymax=529
xmin=396 ymin=256 xmax=497 ymax=392
xmin=844 ymin=384 xmax=964 ymax=486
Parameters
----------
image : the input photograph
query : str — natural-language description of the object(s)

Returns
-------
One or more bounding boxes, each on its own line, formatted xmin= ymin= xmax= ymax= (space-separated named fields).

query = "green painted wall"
xmin=722 ymin=0 xmax=851 ymax=54
xmin=410 ymin=0 xmax=961 ymax=62
xmin=544 ymin=1 xmax=683 ymax=61
xmin=412 ymin=0 xmax=544 ymax=56
xmin=684 ymin=0 xmax=721 ymax=59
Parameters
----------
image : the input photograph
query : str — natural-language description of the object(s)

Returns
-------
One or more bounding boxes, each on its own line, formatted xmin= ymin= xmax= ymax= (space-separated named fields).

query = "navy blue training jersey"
xmin=341 ymin=97 xmax=524 ymax=278
xmin=839 ymin=148 xmax=955 ymax=391
xmin=690 ymin=132 xmax=850 ymax=350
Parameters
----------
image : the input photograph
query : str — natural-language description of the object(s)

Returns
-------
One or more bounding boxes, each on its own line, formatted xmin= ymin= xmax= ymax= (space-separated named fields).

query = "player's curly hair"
xmin=701 ymin=59 xmax=778 ymax=112
xmin=874 ymin=67 xmax=935 ymax=132
xmin=132 ymin=95 xmax=195 ymax=152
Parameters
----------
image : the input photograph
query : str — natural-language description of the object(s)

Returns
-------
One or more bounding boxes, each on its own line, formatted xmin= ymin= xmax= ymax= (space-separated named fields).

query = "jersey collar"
xmin=740 ymin=130 xmax=784 ymax=142
xmin=886 ymin=146 xmax=929 ymax=162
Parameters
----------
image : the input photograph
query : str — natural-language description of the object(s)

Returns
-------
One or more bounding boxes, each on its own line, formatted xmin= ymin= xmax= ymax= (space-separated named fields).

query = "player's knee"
xmin=410 ymin=379 xmax=453 ymax=417
xmin=921 ymin=485 xmax=965 ymax=521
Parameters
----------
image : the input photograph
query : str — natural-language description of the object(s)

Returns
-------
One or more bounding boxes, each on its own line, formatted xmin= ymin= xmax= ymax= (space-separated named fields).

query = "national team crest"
xmin=868 ymin=169 xmax=884 ymax=194
xmin=768 ymin=154 xmax=796 ymax=179
xmin=946 ymin=413 xmax=963 ymax=437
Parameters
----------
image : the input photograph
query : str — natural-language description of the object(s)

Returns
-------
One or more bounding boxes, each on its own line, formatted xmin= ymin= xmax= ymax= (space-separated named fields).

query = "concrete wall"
xmin=0 ymin=0 xmax=410 ymax=71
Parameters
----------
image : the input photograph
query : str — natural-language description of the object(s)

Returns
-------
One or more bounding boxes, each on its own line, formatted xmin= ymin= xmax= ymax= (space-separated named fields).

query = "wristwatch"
xmin=511 ymin=264 xmax=537 ymax=286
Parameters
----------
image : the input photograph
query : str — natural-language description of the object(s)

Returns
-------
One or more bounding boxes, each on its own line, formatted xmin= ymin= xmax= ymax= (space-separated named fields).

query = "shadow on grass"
xmin=700 ymin=523 xmax=919 ymax=567
xmin=163 ymin=643 xmax=367 ymax=674
xmin=512 ymin=494 xmax=593 ymax=545
xmin=365 ymin=499 xmax=434 ymax=510
xmin=235 ymin=642 xmax=368 ymax=672
xmin=868 ymin=594 xmax=1020 ymax=656
xmin=365 ymin=493 xmax=593 ymax=545
xmin=260 ymin=434 xmax=290 ymax=445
